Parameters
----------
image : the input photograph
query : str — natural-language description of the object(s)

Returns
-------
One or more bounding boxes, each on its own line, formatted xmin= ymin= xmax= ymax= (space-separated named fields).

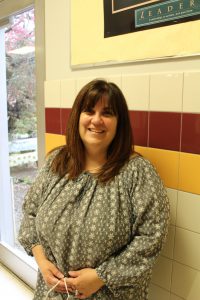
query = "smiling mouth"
xmin=88 ymin=128 xmax=105 ymax=134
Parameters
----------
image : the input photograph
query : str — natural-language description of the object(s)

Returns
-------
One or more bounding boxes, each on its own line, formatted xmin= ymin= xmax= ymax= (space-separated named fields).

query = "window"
xmin=0 ymin=7 xmax=38 ymax=288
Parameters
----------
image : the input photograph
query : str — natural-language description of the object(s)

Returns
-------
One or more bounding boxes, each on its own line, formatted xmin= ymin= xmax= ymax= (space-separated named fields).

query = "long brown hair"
xmin=50 ymin=79 xmax=134 ymax=182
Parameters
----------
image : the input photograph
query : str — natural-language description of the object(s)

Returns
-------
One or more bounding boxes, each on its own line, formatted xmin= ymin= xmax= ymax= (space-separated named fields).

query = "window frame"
xmin=0 ymin=0 xmax=45 ymax=288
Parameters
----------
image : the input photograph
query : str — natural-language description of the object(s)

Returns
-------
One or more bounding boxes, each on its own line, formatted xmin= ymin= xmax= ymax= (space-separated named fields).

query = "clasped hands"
xmin=39 ymin=260 xmax=104 ymax=299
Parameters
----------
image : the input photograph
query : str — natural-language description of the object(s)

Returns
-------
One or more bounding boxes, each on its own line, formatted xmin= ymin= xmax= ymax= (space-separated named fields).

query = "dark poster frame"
xmin=104 ymin=0 xmax=200 ymax=37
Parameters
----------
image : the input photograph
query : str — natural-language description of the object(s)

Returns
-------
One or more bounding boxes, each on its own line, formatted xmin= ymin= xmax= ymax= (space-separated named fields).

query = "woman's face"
xmin=79 ymin=98 xmax=117 ymax=153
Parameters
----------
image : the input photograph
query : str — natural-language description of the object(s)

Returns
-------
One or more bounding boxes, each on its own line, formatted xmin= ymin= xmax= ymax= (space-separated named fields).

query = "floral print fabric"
xmin=18 ymin=153 xmax=170 ymax=300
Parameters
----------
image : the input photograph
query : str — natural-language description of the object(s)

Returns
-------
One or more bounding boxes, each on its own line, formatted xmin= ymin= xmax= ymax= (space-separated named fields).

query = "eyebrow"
xmin=103 ymin=106 xmax=112 ymax=110
xmin=85 ymin=106 xmax=113 ymax=111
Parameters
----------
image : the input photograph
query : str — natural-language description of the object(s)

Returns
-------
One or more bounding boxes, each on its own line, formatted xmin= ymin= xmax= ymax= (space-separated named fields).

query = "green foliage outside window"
xmin=5 ymin=9 xmax=36 ymax=140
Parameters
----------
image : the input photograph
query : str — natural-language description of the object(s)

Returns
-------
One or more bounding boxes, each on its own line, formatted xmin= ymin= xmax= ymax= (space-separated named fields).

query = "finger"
xmin=57 ymin=282 xmax=66 ymax=289
xmin=68 ymin=270 xmax=80 ymax=277
xmin=54 ymin=287 xmax=68 ymax=293
xmin=64 ymin=277 xmax=76 ymax=286
xmin=51 ymin=266 xmax=64 ymax=279
xmin=54 ymin=281 xmax=70 ymax=293
xmin=45 ymin=274 xmax=59 ymax=286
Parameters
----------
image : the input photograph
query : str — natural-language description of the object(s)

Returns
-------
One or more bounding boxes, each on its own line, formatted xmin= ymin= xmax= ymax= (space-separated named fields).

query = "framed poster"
xmin=104 ymin=0 xmax=200 ymax=37
xmin=71 ymin=0 xmax=200 ymax=67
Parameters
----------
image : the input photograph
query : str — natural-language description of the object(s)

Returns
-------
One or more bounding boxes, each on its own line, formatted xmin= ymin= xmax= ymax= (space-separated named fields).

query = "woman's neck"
xmin=84 ymin=150 xmax=107 ymax=172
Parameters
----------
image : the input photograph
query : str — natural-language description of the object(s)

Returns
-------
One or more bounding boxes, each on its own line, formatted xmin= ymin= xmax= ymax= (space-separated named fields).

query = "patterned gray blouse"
xmin=18 ymin=153 xmax=170 ymax=300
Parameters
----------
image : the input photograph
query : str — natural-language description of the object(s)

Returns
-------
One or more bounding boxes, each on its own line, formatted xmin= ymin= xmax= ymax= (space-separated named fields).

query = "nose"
xmin=91 ymin=112 xmax=103 ymax=125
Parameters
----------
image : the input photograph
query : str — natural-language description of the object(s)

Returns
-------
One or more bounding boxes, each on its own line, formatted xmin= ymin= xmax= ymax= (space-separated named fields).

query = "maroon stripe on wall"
xmin=148 ymin=112 xmax=181 ymax=151
xmin=61 ymin=108 xmax=71 ymax=135
xmin=129 ymin=111 xmax=148 ymax=147
xmin=181 ymin=113 xmax=200 ymax=154
xmin=45 ymin=108 xmax=61 ymax=134
xmin=45 ymin=108 xmax=71 ymax=135
xmin=45 ymin=108 xmax=200 ymax=154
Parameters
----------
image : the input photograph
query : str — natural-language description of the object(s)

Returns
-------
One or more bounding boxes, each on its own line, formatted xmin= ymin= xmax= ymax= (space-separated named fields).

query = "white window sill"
xmin=0 ymin=262 xmax=34 ymax=299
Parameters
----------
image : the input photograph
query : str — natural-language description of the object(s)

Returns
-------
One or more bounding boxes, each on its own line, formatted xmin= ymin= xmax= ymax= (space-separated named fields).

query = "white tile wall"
xmin=170 ymin=294 xmax=184 ymax=300
xmin=107 ymin=75 xmax=121 ymax=88
xmin=76 ymin=77 xmax=96 ymax=93
xmin=183 ymin=71 xmax=200 ymax=113
xmin=167 ymin=188 xmax=178 ymax=226
xmin=149 ymin=73 xmax=183 ymax=112
xmin=121 ymin=74 xmax=149 ymax=110
xmin=174 ymin=227 xmax=200 ymax=271
xmin=61 ymin=79 xmax=76 ymax=108
xmin=44 ymin=80 xmax=61 ymax=107
xmin=177 ymin=191 xmax=200 ymax=233
xmin=162 ymin=225 xmax=175 ymax=259
xmin=171 ymin=262 xmax=200 ymax=300
xmin=149 ymin=283 xmax=170 ymax=300
xmin=151 ymin=256 xmax=173 ymax=290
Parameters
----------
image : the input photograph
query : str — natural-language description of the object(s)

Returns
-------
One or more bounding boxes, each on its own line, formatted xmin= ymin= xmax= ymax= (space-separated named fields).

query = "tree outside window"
xmin=5 ymin=8 xmax=38 ymax=250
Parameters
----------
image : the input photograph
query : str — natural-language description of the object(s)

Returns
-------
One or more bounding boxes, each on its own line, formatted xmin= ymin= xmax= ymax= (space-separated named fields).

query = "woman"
xmin=18 ymin=79 xmax=170 ymax=300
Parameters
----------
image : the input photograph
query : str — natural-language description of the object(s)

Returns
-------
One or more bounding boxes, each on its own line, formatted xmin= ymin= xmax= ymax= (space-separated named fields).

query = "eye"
xmin=102 ymin=109 xmax=114 ymax=117
xmin=83 ymin=109 xmax=94 ymax=115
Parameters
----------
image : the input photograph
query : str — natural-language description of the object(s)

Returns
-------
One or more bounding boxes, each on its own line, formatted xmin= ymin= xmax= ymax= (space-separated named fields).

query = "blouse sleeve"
xmin=18 ymin=151 xmax=57 ymax=256
xmin=95 ymin=157 xmax=170 ymax=295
